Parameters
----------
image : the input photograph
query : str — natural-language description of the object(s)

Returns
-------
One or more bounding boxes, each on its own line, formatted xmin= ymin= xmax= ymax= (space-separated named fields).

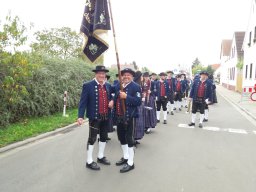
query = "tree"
xmin=0 ymin=14 xmax=34 ymax=126
xmin=132 ymin=61 xmax=138 ymax=70
xmin=0 ymin=13 xmax=28 ymax=52
xmin=205 ymin=65 xmax=215 ymax=75
xmin=31 ymin=27 xmax=83 ymax=59
xmin=141 ymin=67 xmax=151 ymax=73
xmin=192 ymin=57 xmax=201 ymax=69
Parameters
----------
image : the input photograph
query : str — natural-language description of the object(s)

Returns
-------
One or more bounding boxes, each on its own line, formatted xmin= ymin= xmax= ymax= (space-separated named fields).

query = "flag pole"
xmin=108 ymin=0 xmax=126 ymax=114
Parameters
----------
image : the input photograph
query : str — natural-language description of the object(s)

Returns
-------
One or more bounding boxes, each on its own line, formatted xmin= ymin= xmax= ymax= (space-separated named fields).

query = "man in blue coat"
xmin=155 ymin=72 xmax=170 ymax=124
xmin=166 ymin=71 xmax=176 ymax=115
xmin=188 ymin=71 xmax=213 ymax=128
xmin=174 ymin=74 xmax=186 ymax=111
xmin=77 ymin=65 xmax=114 ymax=171
xmin=113 ymin=68 xmax=142 ymax=173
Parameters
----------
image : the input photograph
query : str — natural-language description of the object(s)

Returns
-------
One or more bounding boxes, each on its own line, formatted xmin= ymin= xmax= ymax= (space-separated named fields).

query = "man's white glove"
xmin=155 ymin=96 xmax=158 ymax=101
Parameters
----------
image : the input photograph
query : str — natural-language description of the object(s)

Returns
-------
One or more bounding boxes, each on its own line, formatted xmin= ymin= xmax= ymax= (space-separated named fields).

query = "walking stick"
xmin=108 ymin=0 xmax=126 ymax=115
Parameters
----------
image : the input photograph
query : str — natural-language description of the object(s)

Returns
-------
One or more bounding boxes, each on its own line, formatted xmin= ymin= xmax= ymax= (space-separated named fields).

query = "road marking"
xmin=226 ymin=128 xmax=248 ymax=134
xmin=178 ymin=124 xmax=250 ymax=135
xmin=178 ymin=124 xmax=195 ymax=129
xmin=253 ymin=131 xmax=256 ymax=135
xmin=203 ymin=127 xmax=221 ymax=132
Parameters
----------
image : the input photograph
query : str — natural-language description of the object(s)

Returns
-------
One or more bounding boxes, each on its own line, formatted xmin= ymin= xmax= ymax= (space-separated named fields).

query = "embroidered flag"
xmin=80 ymin=0 xmax=111 ymax=62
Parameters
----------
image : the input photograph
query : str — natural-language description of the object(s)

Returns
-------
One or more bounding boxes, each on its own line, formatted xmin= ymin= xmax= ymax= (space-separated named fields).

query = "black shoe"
xmin=179 ymin=108 xmax=182 ymax=111
xmin=173 ymin=107 xmax=176 ymax=110
xmin=86 ymin=162 xmax=100 ymax=171
xmin=185 ymin=105 xmax=188 ymax=108
xmin=171 ymin=111 xmax=174 ymax=115
xmin=203 ymin=119 xmax=208 ymax=122
xmin=106 ymin=137 xmax=111 ymax=141
xmin=135 ymin=140 xmax=140 ymax=145
xmin=163 ymin=120 xmax=167 ymax=124
xmin=120 ymin=164 xmax=135 ymax=173
xmin=97 ymin=157 xmax=111 ymax=165
xmin=157 ymin=120 xmax=160 ymax=123
xmin=145 ymin=128 xmax=151 ymax=134
xmin=167 ymin=111 xmax=169 ymax=114
xmin=188 ymin=123 xmax=195 ymax=126
xmin=199 ymin=123 xmax=203 ymax=128
xmin=116 ymin=158 xmax=128 ymax=166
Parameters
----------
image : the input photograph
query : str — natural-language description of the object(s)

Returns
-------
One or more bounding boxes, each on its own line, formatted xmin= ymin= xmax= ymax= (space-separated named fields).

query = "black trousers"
xmin=192 ymin=100 xmax=206 ymax=114
xmin=88 ymin=119 xmax=108 ymax=145
xmin=156 ymin=96 xmax=168 ymax=111
xmin=174 ymin=91 xmax=182 ymax=102
xmin=168 ymin=92 xmax=174 ymax=104
xmin=117 ymin=118 xmax=135 ymax=148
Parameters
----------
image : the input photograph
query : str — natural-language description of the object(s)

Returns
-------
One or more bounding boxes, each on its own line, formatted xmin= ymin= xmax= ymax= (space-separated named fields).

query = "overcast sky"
xmin=0 ymin=0 xmax=253 ymax=73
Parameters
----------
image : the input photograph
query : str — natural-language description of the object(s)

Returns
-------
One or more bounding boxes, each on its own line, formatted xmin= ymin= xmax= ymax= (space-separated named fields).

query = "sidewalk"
xmin=217 ymin=85 xmax=256 ymax=121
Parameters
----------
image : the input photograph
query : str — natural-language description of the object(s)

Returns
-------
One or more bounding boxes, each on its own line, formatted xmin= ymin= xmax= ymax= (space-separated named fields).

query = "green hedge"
xmin=0 ymin=55 xmax=95 ymax=127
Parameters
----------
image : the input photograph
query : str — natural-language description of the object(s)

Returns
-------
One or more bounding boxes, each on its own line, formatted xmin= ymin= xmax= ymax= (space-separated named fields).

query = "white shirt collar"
xmin=123 ymin=81 xmax=132 ymax=88
xmin=94 ymin=78 xmax=105 ymax=86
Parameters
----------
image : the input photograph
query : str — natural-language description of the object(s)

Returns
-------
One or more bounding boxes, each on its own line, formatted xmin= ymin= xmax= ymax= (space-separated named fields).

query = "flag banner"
xmin=80 ymin=0 xmax=111 ymax=62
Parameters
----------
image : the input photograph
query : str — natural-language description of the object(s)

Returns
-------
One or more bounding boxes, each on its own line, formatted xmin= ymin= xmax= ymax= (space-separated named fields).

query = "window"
xmin=254 ymin=26 xmax=256 ymax=43
xmin=245 ymin=65 xmax=248 ymax=79
xmin=255 ymin=64 xmax=256 ymax=79
xmin=250 ymin=63 xmax=253 ymax=79
xmin=249 ymin=31 xmax=252 ymax=46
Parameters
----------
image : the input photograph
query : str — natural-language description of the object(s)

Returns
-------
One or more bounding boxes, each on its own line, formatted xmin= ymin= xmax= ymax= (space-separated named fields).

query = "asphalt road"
xmin=1 ymin=93 xmax=256 ymax=192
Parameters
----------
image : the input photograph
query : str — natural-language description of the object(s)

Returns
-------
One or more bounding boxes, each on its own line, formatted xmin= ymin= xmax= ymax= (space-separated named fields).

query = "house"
xmin=219 ymin=32 xmax=245 ymax=92
xmin=242 ymin=0 xmax=256 ymax=92
xmin=219 ymin=39 xmax=232 ymax=87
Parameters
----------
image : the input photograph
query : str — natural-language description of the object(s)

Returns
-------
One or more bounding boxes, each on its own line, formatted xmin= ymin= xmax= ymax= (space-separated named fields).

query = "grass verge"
xmin=0 ymin=109 xmax=78 ymax=148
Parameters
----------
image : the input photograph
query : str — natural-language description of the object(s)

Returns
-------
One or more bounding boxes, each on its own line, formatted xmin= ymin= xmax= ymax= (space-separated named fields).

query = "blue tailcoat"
xmin=155 ymin=80 xmax=170 ymax=101
xmin=78 ymin=79 xmax=113 ymax=120
xmin=113 ymin=81 xmax=142 ymax=120
xmin=167 ymin=78 xmax=176 ymax=93
xmin=175 ymin=80 xmax=186 ymax=94
xmin=189 ymin=79 xmax=213 ymax=102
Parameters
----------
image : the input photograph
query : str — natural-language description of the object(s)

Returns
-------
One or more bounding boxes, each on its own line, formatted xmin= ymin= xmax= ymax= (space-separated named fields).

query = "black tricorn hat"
xmin=121 ymin=68 xmax=135 ymax=76
xmin=166 ymin=71 xmax=174 ymax=74
xmin=150 ymin=73 xmax=157 ymax=76
xmin=143 ymin=72 xmax=150 ymax=77
xmin=159 ymin=72 xmax=167 ymax=76
xmin=92 ymin=65 xmax=109 ymax=73
xmin=200 ymin=71 xmax=209 ymax=76
xmin=176 ymin=74 xmax=181 ymax=78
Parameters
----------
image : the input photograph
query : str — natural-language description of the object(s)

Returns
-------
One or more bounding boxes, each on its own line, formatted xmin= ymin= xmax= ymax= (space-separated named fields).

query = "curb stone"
xmin=0 ymin=120 xmax=88 ymax=154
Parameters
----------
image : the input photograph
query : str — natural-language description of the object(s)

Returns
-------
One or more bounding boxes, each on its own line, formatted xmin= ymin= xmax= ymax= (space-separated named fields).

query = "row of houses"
xmin=219 ymin=0 xmax=256 ymax=93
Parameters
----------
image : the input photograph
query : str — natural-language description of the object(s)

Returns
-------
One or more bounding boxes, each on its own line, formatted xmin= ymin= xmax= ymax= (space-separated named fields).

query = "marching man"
xmin=155 ymin=72 xmax=170 ymax=124
xmin=174 ymin=74 xmax=186 ymax=111
xmin=188 ymin=71 xmax=213 ymax=128
xmin=77 ymin=65 xmax=114 ymax=171
xmin=113 ymin=68 xmax=142 ymax=173
xmin=166 ymin=71 xmax=176 ymax=115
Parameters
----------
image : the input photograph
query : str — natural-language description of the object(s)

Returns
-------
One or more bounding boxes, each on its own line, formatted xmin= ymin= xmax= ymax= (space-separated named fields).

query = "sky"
xmin=0 ymin=0 xmax=253 ymax=73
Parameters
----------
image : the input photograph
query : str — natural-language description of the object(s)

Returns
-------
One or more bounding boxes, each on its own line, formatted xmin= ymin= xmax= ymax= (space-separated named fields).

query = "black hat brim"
xmin=92 ymin=69 xmax=109 ymax=73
